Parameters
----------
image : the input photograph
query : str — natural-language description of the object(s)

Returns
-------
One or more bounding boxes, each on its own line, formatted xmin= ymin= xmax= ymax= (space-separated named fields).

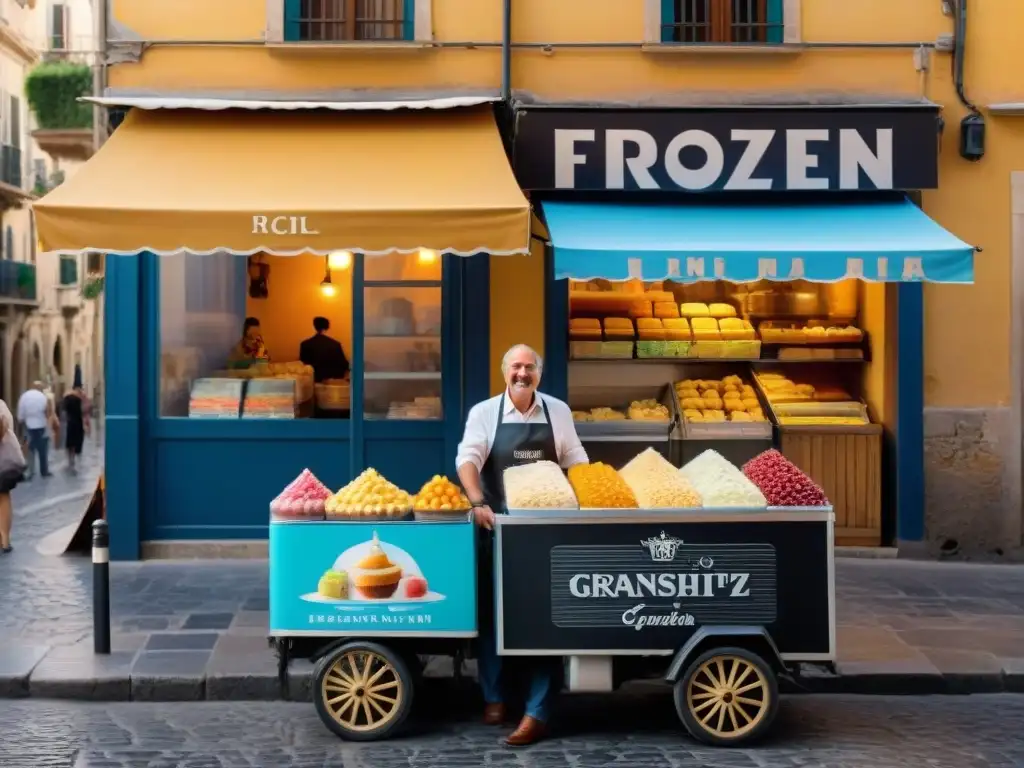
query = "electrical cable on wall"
xmin=950 ymin=0 xmax=985 ymax=160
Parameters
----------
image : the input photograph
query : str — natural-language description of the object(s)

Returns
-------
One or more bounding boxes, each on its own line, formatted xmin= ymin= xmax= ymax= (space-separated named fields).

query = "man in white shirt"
xmin=456 ymin=344 xmax=588 ymax=746
xmin=17 ymin=381 xmax=55 ymax=479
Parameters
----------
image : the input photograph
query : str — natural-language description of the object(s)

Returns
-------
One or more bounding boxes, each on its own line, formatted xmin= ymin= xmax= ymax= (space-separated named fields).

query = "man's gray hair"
xmin=501 ymin=344 xmax=543 ymax=376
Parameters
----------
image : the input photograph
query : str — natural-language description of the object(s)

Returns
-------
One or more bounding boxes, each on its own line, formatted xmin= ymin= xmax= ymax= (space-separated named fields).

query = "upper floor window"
xmin=284 ymin=0 xmax=414 ymax=42
xmin=662 ymin=0 xmax=784 ymax=44
xmin=49 ymin=1 xmax=70 ymax=50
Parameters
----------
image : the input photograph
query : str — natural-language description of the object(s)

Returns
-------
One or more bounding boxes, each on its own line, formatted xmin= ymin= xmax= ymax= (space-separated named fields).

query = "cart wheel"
xmin=674 ymin=646 xmax=779 ymax=747
xmin=313 ymin=641 xmax=414 ymax=741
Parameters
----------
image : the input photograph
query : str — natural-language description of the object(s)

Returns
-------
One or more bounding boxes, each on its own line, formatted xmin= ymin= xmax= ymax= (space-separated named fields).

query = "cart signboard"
xmin=270 ymin=520 xmax=477 ymax=637
xmin=495 ymin=512 xmax=832 ymax=655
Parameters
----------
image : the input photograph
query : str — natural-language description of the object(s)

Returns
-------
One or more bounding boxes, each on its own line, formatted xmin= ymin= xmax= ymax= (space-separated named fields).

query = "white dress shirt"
xmin=456 ymin=389 xmax=589 ymax=472
xmin=17 ymin=389 xmax=49 ymax=430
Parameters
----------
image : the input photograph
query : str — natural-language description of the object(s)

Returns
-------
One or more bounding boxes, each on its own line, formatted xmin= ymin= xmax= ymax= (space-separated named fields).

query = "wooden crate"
xmin=779 ymin=425 xmax=883 ymax=547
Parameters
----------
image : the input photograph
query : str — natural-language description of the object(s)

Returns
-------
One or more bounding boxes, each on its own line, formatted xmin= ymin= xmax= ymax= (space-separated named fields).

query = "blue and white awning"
xmin=541 ymin=198 xmax=976 ymax=283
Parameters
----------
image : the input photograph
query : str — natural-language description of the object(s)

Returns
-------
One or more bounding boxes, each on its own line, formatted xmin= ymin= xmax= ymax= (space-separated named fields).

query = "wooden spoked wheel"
xmin=313 ymin=642 xmax=414 ymax=741
xmin=674 ymin=647 xmax=779 ymax=746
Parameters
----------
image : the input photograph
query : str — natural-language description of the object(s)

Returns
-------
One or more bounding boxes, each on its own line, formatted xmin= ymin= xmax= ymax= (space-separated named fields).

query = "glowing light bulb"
xmin=417 ymin=248 xmax=438 ymax=265
xmin=328 ymin=251 xmax=352 ymax=270
xmin=320 ymin=281 xmax=337 ymax=297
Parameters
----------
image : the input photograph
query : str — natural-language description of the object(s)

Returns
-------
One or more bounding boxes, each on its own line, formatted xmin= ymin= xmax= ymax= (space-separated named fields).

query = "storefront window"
xmin=362 ymin=251 xmax=442 ymax=420
xmin=159 ymin=251 xmax=353 ymax=419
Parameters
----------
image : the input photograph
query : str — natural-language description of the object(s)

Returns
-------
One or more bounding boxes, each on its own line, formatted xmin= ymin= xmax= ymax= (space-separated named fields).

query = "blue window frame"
xmin=661 ymin=0 xmax=783 ymax=44
xmin=284 ymin=0 xmax=415 ymax=42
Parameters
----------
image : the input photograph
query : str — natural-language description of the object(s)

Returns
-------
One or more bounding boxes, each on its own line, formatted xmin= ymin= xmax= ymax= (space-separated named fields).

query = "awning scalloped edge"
xmin=37 ymin=244 xmax=533 ymax=258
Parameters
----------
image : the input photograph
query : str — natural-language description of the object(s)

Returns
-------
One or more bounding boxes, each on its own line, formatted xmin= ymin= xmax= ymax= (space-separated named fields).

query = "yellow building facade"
xmin=79 ymin=0 xmax=1019 ymax=556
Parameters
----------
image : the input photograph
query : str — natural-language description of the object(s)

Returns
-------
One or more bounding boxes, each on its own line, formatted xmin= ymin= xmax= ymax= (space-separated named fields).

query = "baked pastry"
xmin=318 ymin=570 xmax=348 ymax=599
xmin=351 ymin=532 xmax=402 ymax=599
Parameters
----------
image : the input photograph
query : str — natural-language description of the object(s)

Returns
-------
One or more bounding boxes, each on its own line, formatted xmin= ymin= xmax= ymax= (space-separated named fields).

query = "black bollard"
xmin=92 ymin=519 xmax=111 ymax=654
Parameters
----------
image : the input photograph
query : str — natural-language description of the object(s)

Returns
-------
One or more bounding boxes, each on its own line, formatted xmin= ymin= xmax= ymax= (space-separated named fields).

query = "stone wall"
xmin=923 ymin=407 xmax=1021 ymax=558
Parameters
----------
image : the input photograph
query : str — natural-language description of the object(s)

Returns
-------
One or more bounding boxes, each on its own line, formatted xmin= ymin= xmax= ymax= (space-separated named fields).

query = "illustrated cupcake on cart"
xmin=302 ymin=531 xmax=445 ymax=611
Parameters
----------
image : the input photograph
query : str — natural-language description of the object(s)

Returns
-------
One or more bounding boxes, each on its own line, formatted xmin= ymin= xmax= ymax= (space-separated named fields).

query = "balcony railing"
xmin=0 ymin=261 xmax=37 ymax=302
xmin=59 ymin=255 xmax=78 ymax=285
xmin=1 ymin=146 xmax=22 ymax=188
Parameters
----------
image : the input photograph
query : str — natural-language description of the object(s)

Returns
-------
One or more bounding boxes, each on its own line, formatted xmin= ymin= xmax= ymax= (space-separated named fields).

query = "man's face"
xmin=505 ymin=349 xmax=540 ymax=395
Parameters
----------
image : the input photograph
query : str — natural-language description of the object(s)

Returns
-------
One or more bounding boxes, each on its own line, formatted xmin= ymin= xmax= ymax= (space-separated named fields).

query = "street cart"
xmin=270 ymin=494 xmax=835 ymax=747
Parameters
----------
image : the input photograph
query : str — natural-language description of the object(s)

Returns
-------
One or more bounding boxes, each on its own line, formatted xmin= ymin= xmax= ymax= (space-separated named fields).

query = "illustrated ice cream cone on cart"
xmin=301 ymin=530 xmax=446 ymax=611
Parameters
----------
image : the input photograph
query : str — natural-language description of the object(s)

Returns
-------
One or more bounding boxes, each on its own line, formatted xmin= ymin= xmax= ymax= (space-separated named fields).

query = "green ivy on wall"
xmin=25 ymin=62 xmax=93 ymax=130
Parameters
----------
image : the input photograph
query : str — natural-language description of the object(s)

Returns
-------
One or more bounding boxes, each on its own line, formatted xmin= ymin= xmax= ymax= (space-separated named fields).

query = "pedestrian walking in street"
xmin=61 ymin=386 xmax=89 ymax=472
xmin=17 ymin=381 xmax=59 ymax=479
xmin=0 ymin=397 xmax=26 ymax=553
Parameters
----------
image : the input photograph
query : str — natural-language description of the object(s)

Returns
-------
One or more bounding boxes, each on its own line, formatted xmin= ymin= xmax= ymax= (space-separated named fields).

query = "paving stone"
xmin=920 ymin=648 xmax=1007 ymax=693
xmin=29 ymin=651 xmax=135 ymax=701
xmin=182 ymin=613 xmax=236 ymax=631
xmin=229 ymin=611 xmax=268 ymax=629
xmin=0 ymin=645 xmax=50 ymax=697
xmin=144 ymin=633 xmax=220 ymax=651
xmin=832 ymin=658 xmax=945 ymax=695
xmin=205 ymin=635 xmax=280 ymax=701
xmin=130 ymin=652 xmax=209 ymax=702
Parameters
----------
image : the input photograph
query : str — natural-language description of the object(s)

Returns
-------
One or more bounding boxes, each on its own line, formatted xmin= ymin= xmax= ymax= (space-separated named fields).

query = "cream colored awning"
xmin=34 ymin=106 xmax=531 ymax=256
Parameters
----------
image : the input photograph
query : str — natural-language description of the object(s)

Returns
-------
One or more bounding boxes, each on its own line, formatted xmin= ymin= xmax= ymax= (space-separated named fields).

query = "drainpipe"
xmin=92 ymin=0 xmax=107 ymax=153
xmin=500 ymin=0 xmax=511 ymax=102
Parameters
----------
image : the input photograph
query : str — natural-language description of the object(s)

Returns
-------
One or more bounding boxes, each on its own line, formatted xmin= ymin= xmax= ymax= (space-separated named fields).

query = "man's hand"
xmin=473 ymin=505 xmax=495 ymax=530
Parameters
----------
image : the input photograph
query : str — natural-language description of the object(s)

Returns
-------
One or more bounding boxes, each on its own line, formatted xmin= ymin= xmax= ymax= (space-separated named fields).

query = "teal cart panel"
xmin=270 ymin=520 xmax=477 ymax=637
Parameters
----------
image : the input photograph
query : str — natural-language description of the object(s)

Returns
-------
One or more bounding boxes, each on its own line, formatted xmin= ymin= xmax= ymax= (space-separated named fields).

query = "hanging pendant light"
xmin=320 ymin=256 xmax=336 ymax=297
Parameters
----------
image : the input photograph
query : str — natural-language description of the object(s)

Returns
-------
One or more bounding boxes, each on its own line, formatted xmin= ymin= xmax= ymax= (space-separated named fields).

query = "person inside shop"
xmin=228 ymin=317 xmax=270 ymax=367
xmin=456 ymin=343 xmax=588 ymax=747
xmin=299 ymin=317 xmax=350 ymax=383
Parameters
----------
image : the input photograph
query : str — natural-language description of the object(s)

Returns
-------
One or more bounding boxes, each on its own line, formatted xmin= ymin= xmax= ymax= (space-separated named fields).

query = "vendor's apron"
xmin=477 ymin=394 xmax=558 ymax=622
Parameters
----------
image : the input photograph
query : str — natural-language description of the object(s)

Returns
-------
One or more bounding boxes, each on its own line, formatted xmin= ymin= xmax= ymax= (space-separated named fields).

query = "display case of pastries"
xmin=673 ymin=373 xmax=773 ymax=439
xmin=386 ymin=396 xmax=442 ymax=420
xmin=571 ymin=388 xmax=676 ymax=439
xmin=758 ymin=320 xmax=864 ymax=345
xmin=243 ymin=378 xmax=296 ymax=418
xmin=753 ymin=371 xmax=871 ymax=426
xmin=189 ymin=378 xmax=244 ymax=418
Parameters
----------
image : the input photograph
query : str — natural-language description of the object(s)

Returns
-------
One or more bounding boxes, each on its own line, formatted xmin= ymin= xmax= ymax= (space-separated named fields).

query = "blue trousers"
xmin=477 ymin=527 xmax=554 ymax=722
xmin=26 ymin=428 xmax=49 ymax=477
xmin=477 ymin=618 xmax=554 ymax=722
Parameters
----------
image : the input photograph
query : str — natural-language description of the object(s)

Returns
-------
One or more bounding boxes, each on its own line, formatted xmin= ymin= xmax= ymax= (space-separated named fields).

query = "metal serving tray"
xmin=573 ymin=384 xmax=677 ymax=439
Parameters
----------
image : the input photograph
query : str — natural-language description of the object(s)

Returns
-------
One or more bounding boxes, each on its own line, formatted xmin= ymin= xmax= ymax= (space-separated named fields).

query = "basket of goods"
xmin=412 ymin=475 xmax=472 ymax=520
xmin=265 ymin=362 xmax=315 ymax=403
xmin=315 ymin=379 xmax=350 ymax=411
xmin=325 ymin=468 xmax=414 ymax=521
xmin=270 ymin=469 xmax=331 ymax=520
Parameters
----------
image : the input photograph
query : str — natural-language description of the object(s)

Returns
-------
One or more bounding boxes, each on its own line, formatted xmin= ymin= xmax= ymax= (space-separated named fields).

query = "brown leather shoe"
xmin=505 ymin=715 xmax=546 ymax=746
xmin=483 ymin=703 xmax=506 ymax=726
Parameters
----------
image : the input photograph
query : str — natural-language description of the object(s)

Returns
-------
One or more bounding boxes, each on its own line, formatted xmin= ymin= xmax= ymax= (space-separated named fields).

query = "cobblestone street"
xmin=4 ymin=694 xmax=1024 ymax=767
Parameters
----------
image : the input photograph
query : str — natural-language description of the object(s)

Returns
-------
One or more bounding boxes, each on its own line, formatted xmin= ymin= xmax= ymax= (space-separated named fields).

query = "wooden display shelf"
xmin=779 ymin=425 xmax=883 ymax=547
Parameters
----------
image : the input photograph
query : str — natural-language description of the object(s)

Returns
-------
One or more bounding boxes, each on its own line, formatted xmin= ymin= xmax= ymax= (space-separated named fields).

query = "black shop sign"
xmin=512 ymin=107 xmax=940 ymax=192
xmin=497 ymin=520 xmax=832 ymax=654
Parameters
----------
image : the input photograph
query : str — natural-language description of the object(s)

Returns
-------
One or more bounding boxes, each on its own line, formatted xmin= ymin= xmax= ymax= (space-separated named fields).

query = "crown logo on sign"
xmin=641 ymin=531 xmax=684 ymax=562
